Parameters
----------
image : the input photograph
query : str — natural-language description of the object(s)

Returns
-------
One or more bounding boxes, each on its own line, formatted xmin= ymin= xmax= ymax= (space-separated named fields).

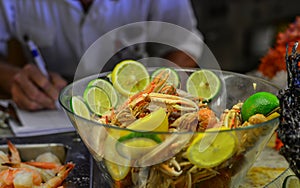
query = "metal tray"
xmin=0 ymin=132 xmax=91 ymax=187
xmin=0 ymin=143 xmax=68 ymax=163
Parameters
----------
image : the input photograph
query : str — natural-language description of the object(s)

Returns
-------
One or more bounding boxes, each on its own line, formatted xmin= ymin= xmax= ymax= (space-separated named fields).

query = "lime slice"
xmin=105 ymin=160 xmax=130 ymax=181
xmin=116 ymin=132 xmax=161 ymax=160
xmin=70 ymin=96 xmax=90 ymax=120
xmin=87 ymin=78 xmax=118 ymax=107
xmin=241 ymin=91 xmax=279 ymax=122
xmin=283 ymin=175 xmax=300 ymax=188
xmin=83 ymin=86 xmax=112 ymax=116
xmin=186 ymin=69 xmax=220 ymax=100
xmin=111 ymin=60 xmax=150 ymax=96
xmin=151 ymin=67 xmax=180 ymax=88
xmin=187 ymin=127 xmax=237 ymax=168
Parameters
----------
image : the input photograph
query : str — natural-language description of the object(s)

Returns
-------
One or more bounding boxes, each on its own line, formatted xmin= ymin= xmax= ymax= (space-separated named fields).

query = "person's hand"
xmin=11 ymin=64 xmax=67 ymax=111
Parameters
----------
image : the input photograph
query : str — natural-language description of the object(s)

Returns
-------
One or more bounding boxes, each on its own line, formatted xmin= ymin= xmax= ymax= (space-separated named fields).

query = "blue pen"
xmin=23 ymin=35 xmax=49 ymax=78
xmin=23 ymin=35 xmax=60 ymax=109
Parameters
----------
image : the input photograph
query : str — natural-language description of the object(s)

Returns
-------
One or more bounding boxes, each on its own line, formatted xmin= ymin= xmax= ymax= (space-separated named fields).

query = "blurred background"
xmin=191 ymin=0 xmax=300 ymax=73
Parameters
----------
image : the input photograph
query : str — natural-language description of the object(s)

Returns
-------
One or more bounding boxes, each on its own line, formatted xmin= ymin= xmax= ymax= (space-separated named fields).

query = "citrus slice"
xmin=87 ymin=78 xmax=118 ymax=107
xmin=116 ymin=132 xmax=161 ymax=160
xmin=186 ymin=69 xmax=220 ymax=101
xmin=283 ymin=175 xmax=300 ymax=188
xmin=241 ymin=92 xmax=279 ymax=122
xmin=151 ymin=67 xmax=180 ymax=88
xmin=104 ymin=134 xmax=131 ymax=181
xmin=105 ymin=160 xmax=130 ymax=181
xmin=111 ymin=60 xmax=150 ymax=96
xmin=83 ymin=86 xmax=112 ymax=116
xmin=187 ymin=127 xmax=237 ymax=168
xmin=127 ymin=108 xmax=168 ymax=132
xmin=70 ymin=96 xmax=90 ymax=120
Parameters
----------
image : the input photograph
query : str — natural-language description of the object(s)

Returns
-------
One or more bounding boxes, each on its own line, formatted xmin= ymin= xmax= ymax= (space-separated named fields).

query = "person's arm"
xmin=12 ymin=63 xmax=68 ymax=110
xmin=0 ymin=57 xmax=67 ymax=110
xmin=0 ymin=59 xmax=20 ymax=96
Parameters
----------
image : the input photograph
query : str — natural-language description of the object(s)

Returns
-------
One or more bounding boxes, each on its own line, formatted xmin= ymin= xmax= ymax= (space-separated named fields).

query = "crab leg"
xmin=148 ymin=93 xmax=199 ymax=111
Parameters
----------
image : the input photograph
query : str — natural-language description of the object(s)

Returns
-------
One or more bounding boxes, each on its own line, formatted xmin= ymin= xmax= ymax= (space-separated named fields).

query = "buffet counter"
xmin=0 ymin=126 xmax=290 ymax=188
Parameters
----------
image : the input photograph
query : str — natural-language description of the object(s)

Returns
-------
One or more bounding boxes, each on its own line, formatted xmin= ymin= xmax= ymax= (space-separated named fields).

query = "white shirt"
xmin=0 ymin=0 xmax=203 ymax=80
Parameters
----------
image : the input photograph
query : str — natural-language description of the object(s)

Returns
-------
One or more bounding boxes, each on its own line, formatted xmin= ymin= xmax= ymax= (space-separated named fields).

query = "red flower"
xmin=259 ymin=17 xmax=300 ymax=78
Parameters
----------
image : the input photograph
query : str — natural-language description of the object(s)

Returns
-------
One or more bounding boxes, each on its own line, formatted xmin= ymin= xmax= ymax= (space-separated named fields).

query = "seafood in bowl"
xmin=60 ymin=61 xmax=280 ymax=187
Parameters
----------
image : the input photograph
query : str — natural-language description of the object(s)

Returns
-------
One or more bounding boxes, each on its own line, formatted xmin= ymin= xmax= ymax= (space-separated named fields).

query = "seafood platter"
xmin=0 ymin=132 xmax=91 ymax=188
xmin=59 ymin=59 xmax=282 ymax=188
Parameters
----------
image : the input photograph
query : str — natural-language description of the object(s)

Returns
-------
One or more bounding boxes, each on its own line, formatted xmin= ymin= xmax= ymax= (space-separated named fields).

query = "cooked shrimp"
xmin=7 ymin=140 xmax=21 ymax=163
xmin=35 ymin=162 xmax=75 ymax=188
xmin=0 ymin=141 xmax=75 ymax=188
xmin=0 ymin=167 xmax=43 ymax=187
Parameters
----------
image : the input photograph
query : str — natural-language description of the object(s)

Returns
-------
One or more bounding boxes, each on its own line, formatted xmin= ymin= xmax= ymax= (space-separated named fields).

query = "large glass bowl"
xmin=59 ymin=68 xmax=280 ymax=187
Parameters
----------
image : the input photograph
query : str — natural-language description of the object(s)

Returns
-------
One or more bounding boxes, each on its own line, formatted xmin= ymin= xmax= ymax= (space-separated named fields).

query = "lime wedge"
xmin=151 ymin=67 xmax=180 ymax=88
xmin=187 ymin=127 xmax=237 ymax=168
xmin=111 ymin=60 xmax=150 ymax=96
xmin=186 ymin=69 xmax=220 ymax=100
xmin=83 ymin=86 xmax=112 ymax=116
xmin=88 ymin=78 xmax=118 ymax=107
xmin=283 ymin=175 xmax=300 ymax=188
xmin=70 ymin=96 xmax=90 ymax=120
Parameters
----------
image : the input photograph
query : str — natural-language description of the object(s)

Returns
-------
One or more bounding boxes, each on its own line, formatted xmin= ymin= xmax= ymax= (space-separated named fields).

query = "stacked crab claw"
xmin=277 ymin=42 xmax=300 ymax=178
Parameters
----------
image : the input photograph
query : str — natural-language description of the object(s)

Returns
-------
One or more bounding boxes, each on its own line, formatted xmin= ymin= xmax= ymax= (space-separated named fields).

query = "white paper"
xmin=9 ymin=105 xmax=75 ymax=137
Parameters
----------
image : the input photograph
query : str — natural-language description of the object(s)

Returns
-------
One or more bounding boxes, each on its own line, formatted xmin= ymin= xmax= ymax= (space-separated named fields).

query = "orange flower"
xmin=259 ymin=16 xmax=300 ymax=78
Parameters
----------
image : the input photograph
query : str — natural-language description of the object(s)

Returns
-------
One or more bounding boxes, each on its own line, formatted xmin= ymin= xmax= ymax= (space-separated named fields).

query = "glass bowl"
xmin=59 ymin=68 xmax=280 ymax=187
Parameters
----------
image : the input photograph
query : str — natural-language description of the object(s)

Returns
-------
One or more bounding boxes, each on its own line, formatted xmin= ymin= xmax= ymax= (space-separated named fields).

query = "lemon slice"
xmin=151 ymin=67 xmax=180 ymax=88
xmin=104 ymin=134 xmax=131 ymax=181
xmin=111 ymin=60 xmax=150 ymax=96
xmin=187 ymin=127 xmax=237 ymax=168
xmin=127 ymin=108 xmax=168 ymax=132
xmin=105 ymin=160 xmax=130 ymax=181
xmin=186 ymin=69 xmax=220 ymax=101
xmin=87 ymin=78 xmax=118 ymax=107
xmin=83 ymin=86 xmax=112 ymax=116
xmin=70 ymin=96 xmax=90 ymax=120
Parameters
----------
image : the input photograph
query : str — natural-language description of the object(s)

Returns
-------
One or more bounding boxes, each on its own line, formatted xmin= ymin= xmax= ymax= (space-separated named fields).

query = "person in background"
xmin=0 ymin=0 xmax=203 ymax=111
